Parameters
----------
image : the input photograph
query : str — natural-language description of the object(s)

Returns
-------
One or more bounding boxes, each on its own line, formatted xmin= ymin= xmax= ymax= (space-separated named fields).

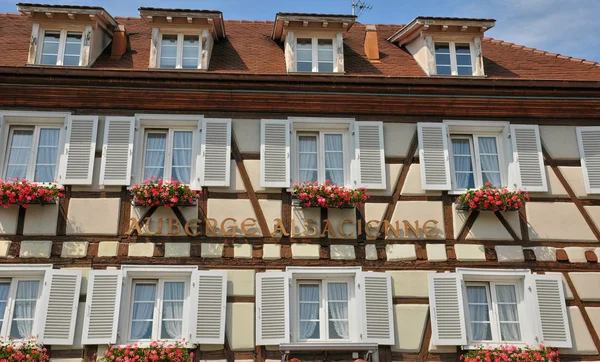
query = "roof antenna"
xmin=351 ymin=0 xmax=373 ymax=17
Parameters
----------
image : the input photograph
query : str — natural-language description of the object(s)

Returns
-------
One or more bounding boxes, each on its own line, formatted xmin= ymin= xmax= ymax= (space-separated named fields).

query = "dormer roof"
xmin=271 ymin=12 xmax=356 ymax=42
xmin=388 ymin=16 xmax=496 ymax=45
xmin=17 ymin=2 xmax=118 ymax=30
xmin=138 ymin=7 xmax=226 ymax=40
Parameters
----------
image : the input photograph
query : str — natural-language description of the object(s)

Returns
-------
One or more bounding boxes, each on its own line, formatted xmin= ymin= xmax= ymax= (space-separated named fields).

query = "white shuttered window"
xmin=418 ymin=123 xmax=452 ymax=190
xmin=510 ymin=125 xmax=547 ymax=192
xmin=355 ymin=121 xmax=386 ymax=189
xmin=59 ymin=115 xmax=98 ymax=185
xmin=191 ymin=270 xmax=227 ymax=344
xmin=200 ymin=119 xmax=231 ymax=187
xmin=256 ymin=271 xmax=290 ymax=345
xmin=360 ymin=272 xmax=394 ymax=344
xmin=260 ymin=120 xmax=290 ymax=188
xmin=81 ymin=270 xmax=123 ymax=345
xmin=100 ymin=117 xmax=135 ymax=185
xmin=576 ymin=126 xmax=600 ymax=194
xmin=428 ymin=270 xmax=572 ymax=349
xmin=40 ymin=269 xmax=82 ymax=345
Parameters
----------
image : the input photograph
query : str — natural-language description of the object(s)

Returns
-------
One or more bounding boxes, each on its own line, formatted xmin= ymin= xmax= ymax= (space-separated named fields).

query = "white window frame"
xmin=464 ymin=281 xmax=526 ymax=346
xmin=433 ymin=41 xmax=476 ymax=76
xmin=445 ymin=121 xmax=510 ymax=194
xmin=157 ymin=33 xmax=202 ymax=69
xmin=37 ymin=29 xmax=84 ymax=66
xmin=124 ymin=277 xmax=190 ymax=344
xmin=3 ymin=125 xmax=62 ymax=183
xmin=141 ymin=128 xmax=195 ymax=183
xmin=288 ymin=267 xmax=361 ymax=345
xmin=293 ymin=278 xmax=354 ymax=343
xmin=289 ymin=117 xmax=354 ymax=188
xmin=0 ymin=277 xmax=44 ymax=341
xmin=134 ymin=114 xmax=203 ymax=186
xmin=295 ymin=131 xmax=349 ymax=186
xmin=295 ymin=36 xmax=337 ymax=73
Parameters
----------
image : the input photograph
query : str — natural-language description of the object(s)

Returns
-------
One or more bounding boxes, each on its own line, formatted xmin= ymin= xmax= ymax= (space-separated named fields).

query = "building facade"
xmin=0 ymin=3 xmax=599 ymax=362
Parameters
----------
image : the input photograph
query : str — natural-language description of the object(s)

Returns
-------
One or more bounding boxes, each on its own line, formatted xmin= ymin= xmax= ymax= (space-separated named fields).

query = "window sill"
xmin=291 ymin=198 xmax=355 ymax=209
xmin=131 ymin=201 xmax=197 ymax=207
xmin=462 ymin=342 xmax=527 ymax=350
xmin=280 ymin=342 xmax=378 ymax=352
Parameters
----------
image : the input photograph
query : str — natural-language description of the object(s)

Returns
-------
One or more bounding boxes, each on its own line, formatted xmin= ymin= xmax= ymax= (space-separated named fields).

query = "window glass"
xmin=327 ymin=282 xmax=349 ymax=339
xmin=298 ymin=284 xmax=320 ymax=340
xmin=478 ymin=137 xmax=501 ymax=187
xmin=466 ymin=285 xmax=492 ymax=341
xmin=131 ymin=283 xmax=156 ymax=340
xmin=63 ymin=32 xmax=82 ymax=66
xmin=495 ymin=285 xmax=521 ymax=341
xmin=451 ymin=138 xmax=475 ymax=189
xmin=171 ymin=131 xmax=193 ymax=184
xmin=182 ymin=36 xmax=199 ymax=69
xmin=41 ymin=32 xmax=60 ymax=65
xmin=324 ymin=134 xmax=344 ymax=185
xmin=434 ymin=42 xmax=452 ymax=75
xmin=298 ymin=135 xmax=318 ymax=183
xmin=318 ymin=39 xmax=334 ymax=72
xmin=10 ymin=280 xmax=39 ymax=339
xmin=144 ymin=133 xmax=167 ymax=180
xmin=296 ymin=38 xmax=313 ymax=72
xmin=160 ymin=35 xmax=178 ymax=69
xmin=0 ymin=283 xmax=9 ymax=332
xmin=455 ymin=43 xmax=473 ymax=76
xmin=34 ymin=128 xmax=60 ymax=183
xmin=161 ymin=282 xmax=184 ymax=339
xmin=6 ymin=130 xmax=33 ymax=181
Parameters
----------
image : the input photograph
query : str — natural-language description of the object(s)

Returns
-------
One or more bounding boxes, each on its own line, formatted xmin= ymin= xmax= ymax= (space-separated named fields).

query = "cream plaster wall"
xmin=535 ymin=166 xmax=568 ymax=198
xmin=66 ymin=198 xmax=120 ymax=235
xmin=23 ymin=203 xmax=59 ymax=235
xmin=220 ymin=269 xmax=255 ymax=297
xmin=388 ymin=271 xmax=436 ymax=298
xmin=453 ymin=205 xmax=520 ymax=240
xmin=388 ymin=201 xmax=444 ymax=240
xmin=291 ymin=206 xmax=321 ymax=238
xmin=560 ymin=166 xmax=600 ymax=199
xmin=539 ymin=126 xmax=580 ymax=160
xmin=560 ymin=307 xmax=598 ymax=355
xmin=244 ymin=160 xmax=281 ymax=193
xmin=369 ymin=164 xmax=402 ymax=196
xmin=401 ymin=164 xmax=442 ymax=196
xmin=327 ymin=208 xmax=356 ymax=238
xmin=207 ymin=199 xmax=259 ymax=237
xmin=260 ymin=199 xmax=282 ymax=235
xmin=526 ymin=202 xmax=596 ymax=242
xmin=383 ymin=123 xmax=416 ymax=158
xmin=0 ymin=206 xmax=18 ymax=235
xmin=208 ymin=160 xmax=246 ymax=193
xmin=569 ymin=273 xmax=600 ymax=301
xmin=225 ymin=302 xmax=255 ymax=351
xmin=232 ymin=119 xmax=260 ymax=153
xmin=391 ymin=304 xmax=429 ymax=352
xmin=131 ymin=205 xmax=198 ymax=236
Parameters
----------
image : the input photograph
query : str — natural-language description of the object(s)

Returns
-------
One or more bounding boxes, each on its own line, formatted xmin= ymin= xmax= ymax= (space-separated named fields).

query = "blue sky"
xmin=2 ymin=0 xmax=598 ymax=62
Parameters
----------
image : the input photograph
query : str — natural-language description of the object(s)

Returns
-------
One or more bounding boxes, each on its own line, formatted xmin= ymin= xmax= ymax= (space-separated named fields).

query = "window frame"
xmin=291 ymin=276 xmax=356 ymax=344
xmin=433 ymin=41 xmax=475 ymax=76
xmin=294 ymin=130 xmax=349 ymax=186
xmin=464 ymin=281 xmax=526 ymax=346
xmin=37 ymin=29 xmax=84 ymax=66
xmin=3 ymin=125 xmax=62 ymax=183
xmin=449 ymin=133 xmax=504 ymax=191
xmin=124 ymin=276 xmax=191 ymax=344
xmin=157 ymin=33 xmax=202 ymax=70
xmin=0 ymin=277 xmax=44 ymax=341
xmin=295 ymin=36 xmax=337 ymax=73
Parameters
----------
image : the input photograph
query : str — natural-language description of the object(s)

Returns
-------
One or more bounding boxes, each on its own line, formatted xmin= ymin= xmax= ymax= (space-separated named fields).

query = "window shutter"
xmin=100 ymin=117 xmax=135 ymax=185
xmin=39 ymin=269 xmax=82 ymax=345
xmin=256 ymin=271 xmax=290 ymax=345
xmin=510 ymin=125 xmax=547 ymax=192
xmin=427 ymin=273 xmax=467 ymax=345
xmin=527 ymin=274 xmax=572 ymax=348
xmin=359 ymin=271 xmax=394 ymax=345
xmin=418 ymin=123 xmax=451 ymax=190
xmin=200 ymin=119 xmax=231 ymax=186
xmin=260 ymin=119 xmax=290 ymax=188
xmin=59 ymin=115 xmax=98 ymax=185
xmin=355 ymin=121 xmax=386 ymax=189
xmin=576 ymin=127 xmax=600 ymax=194
xmin=190 ymin=270 xmax=227 ymax=344
xmin=81 ymin=270 xmax=123 ymax=345
xmin=191 ymin=120 xmax=203 ymax=190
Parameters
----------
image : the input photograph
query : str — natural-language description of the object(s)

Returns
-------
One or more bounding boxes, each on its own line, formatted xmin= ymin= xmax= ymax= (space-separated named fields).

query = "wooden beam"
xmin=456 ymin=210 xmax=480 ymax=241
xmin=563 ymin=273 xmax=600 ymax=354
xmin=494 ymin=211 xmax=521 ymax=241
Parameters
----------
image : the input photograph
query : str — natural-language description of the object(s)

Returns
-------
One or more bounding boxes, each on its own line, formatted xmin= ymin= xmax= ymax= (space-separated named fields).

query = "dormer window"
xmin=139 ymin=8 xmax=226 ymax=71
xmin=434 ymin=42 xmax=473 ymax=76
xmin=40 ymin=30 xmax=83 ymax=66
xmin=271 ymin=13 xmax=356 ymax=74
xmin=18 ymin=4 xmax=118 ymax=68
xmin=388 ymin=17 xmax=495 ymax=77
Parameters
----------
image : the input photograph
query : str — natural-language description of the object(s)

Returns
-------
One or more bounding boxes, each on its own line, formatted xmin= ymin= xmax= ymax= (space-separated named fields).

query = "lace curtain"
xmin=161 ymin=282 xmax=184 ymax=339
xmin=324 ymin=134 xmax=344 ymax=185
xmin=467 ymin=285 xmax=492 ymax=341
xmin=131 ymin=283 xmax=156 ymax=340
xmin=299 ymin=284 xmax=319 ymax=339
xmin=327 ymin=283 xmax=349 ymax=339
xmin=11 ymin=280 xmax=39 ymax=338
xmin=171 ymin=131 xmax=192 ymax=184
xmin=34 ymin=128 xmax=60 ymax=182
xmin=144 ymin=133 xmax=166 ymax=180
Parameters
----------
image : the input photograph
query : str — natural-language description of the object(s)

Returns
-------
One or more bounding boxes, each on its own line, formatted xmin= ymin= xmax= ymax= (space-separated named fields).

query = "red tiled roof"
xmin=1 ymin=13 xmax=599 ymax=80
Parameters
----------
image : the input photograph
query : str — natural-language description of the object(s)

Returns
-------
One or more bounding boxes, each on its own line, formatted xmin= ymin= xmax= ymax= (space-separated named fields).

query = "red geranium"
xmin=457 ymin=182 xmax=529 ymax=212
xmin=96 ymin=340 xmax=193 ymax=362
xmin=292 ymin=181 xmax=369 ymax=208
xmin=0 ymin=179 xmax=64 ymax=208
xmin=130 ymin=178 xmax=201 ymax=207
xmin=0 ymin=339 xmax=49 ymax=361
xmin=461 ymin=344 xmax=559 ymax=362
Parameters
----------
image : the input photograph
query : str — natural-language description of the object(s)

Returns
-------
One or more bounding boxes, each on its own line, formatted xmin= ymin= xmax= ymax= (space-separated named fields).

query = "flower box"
xmin=291 ymin=181 xmax=369 ymax=209
xmin=96 ymin=340 xmax=193 ymax=362
xmin=456 ymin=183 xmax=529 ymax=213
xmin=130 ymin=179 xmax=201 ymax=208
xmin=461 ymin=345 xmax=559 ymax=362
xmin=0 ymin=179 xmax=64 ymax=208
xmin=0 ymin=339 xmax=50 ymax=361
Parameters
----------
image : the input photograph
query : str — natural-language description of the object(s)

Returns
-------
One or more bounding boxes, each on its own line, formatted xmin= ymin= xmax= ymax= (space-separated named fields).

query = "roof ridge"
xmin=483 ymin=37 xmax=600 ymax=67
